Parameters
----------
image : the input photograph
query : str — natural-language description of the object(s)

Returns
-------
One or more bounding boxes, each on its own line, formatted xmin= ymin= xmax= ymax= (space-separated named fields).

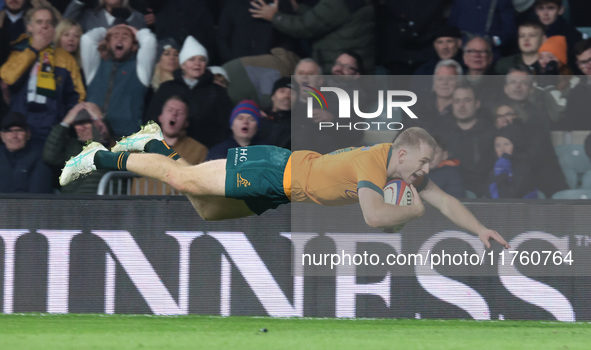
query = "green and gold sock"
xmin=94 ymin=151 xmax=130 ymax=171
xmin=144 ymin=139 xmax=180 ymax=160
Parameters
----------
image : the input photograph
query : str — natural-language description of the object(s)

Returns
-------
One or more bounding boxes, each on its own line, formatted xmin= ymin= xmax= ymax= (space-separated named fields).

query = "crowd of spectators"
xmin=0 ymin=0 xmax=589 ymax=199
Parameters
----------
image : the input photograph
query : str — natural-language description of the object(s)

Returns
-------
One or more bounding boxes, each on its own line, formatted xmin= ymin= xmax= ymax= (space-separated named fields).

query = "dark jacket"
xmin=429 ymin=159 xmax=465 ymax=198
xmin=448 ymin=0 xmax=516 ymax=52
xmin=145 ymin=69 xmax=232 ymax=148
xmin=520 ymin=119 xmax=568 ymax=197
xmin=563 ymin=81 xmax=591 ymax=131
xmin=271 ymin=0 xmax=375 ymax=73
xmin=42 ymin=124 xmax=107 ymax=194
xmin=0 ymin=141 xmax=53 ymax=193
xmin=153 ymin=0 xmax=218 ymax=64
xmin=258 ymin=110 xmax=291 ymax=149
xmin=440 ymin=117 xmax=496 ymax=197
xmin=375 ymin=0 xmax=452 ymax=73
xmin=217 ymin=0 xmax=298 ymax=63
xmin=414 ymin=51 xmax=464 ymax=76
xmin=495 ymin=53 xmax=542 ymax=76
xmin=205 ymin=135 xmax=269 ymax=161
xmin=0 ymin=7 xmax=29 ymax=43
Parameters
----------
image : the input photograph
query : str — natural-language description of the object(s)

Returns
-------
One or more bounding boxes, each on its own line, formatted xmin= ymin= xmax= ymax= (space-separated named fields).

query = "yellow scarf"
xmin=32 ymin=39 xmax=56 ymax=98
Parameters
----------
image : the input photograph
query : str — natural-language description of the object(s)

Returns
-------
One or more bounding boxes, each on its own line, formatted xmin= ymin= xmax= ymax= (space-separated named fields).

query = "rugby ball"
xmin=383 ymin=179 xmax=413 ymax=206
xmin=383 ymin=179 xmax=413 ymax=232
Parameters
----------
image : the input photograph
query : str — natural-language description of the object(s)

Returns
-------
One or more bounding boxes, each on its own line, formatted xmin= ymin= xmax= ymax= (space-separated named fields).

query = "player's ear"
xmin=398 ymin=149 xmax=406 ymax=163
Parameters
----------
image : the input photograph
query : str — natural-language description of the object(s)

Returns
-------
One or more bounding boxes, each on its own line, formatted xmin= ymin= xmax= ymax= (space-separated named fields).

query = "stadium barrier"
xmin=0 ymin=195 xmax=589 ymax=321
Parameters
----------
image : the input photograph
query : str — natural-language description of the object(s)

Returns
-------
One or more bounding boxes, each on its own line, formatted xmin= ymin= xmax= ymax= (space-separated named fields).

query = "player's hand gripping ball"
xmin=383 ymin=179 xmax=413 ymax=232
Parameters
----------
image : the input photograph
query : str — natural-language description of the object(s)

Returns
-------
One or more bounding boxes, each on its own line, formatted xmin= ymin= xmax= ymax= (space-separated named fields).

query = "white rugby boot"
xmin=60 ymin=142 xmax=107 ymax=186
xmin=111 ymin=121 xmax=163 ymax=153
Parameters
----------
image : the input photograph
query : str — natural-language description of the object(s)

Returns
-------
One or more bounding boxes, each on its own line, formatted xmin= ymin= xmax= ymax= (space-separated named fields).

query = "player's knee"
xmin=166 ymin=170 xmax=197 ymax=194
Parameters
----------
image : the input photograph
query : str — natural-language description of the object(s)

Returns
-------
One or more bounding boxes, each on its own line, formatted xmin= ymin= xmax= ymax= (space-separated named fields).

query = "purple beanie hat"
xmin=229 ymin=100 xmax=261 ymax=126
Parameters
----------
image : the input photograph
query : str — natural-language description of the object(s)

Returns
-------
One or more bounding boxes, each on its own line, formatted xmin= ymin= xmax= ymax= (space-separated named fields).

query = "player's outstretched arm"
xmin=358 ymin=186 xmax=425 ymax=229
xmin=419 ymin=181 xmax=510 ymax=249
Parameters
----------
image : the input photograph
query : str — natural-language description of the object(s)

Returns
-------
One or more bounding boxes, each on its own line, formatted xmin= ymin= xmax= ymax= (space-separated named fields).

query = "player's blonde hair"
xmin=392 ymin=127 xmax=437 ymax=152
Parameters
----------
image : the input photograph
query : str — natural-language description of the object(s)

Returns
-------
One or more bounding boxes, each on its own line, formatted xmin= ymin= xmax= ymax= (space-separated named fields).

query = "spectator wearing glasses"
xmin=0 ymin=111 xmax=53 ymax=193
xmin=331 ymin=51 xmax=362 ymax=77
xmin=563 ymin=39 xmax=591 ymax=130
xmin=462 ymin=36 xmax=499 ymax=109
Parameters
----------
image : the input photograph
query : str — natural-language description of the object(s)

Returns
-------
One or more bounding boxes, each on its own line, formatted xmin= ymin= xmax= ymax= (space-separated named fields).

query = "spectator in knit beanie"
xmin=205 ymin=100 xmax=269 ymax=160
xmin=538 ymin=35 xmax=569 ymax=74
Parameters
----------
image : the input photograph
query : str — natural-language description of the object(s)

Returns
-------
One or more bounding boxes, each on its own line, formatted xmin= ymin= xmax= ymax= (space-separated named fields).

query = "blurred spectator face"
xmin=433 ymin=66 xmax=459 ymax=98
xmin=518 ymin=26 xmax=545 ymax=54
xmin=231 ymin=113 xmax=257 ymax=141
xmin=429 ymin=145 xmax=448 ymax=170
xmin=0 ymin=126 xmax=29 ymax=152
xmin=463 ymin=38 xmax=492 ymax=72
xmin=6 ymin=0 xmax=26 ymax=14
xmin=331 ymin=53 xmax=359 ymax=76
xmin=538 ymin=51 xmax=561 ymax=70
xmin=452 ymin=87 xmax=480 ymax=120
xmin=434 ymin=37 xmax=461 ymax=60
xmin=74 ymin=120 xmax=94 ymax=142
xmin=504 ymin=71 xmax=533 ymax=101
xmin=535 ymin=3 xmax=563 ymax=26
xmin=294 ymin=61 xmax=322 ymax=102
xmin=59 ymin=26 xmax=82 ymax=54
xmin=272 ymin=87 xmax=292 ymax=112
xmin=104 ymin=0 xmax=123 ymax=9
xmin=494 ymin=136 xmax=514 ymax=157
xmin=494 ymin=105 xmax=518 ymax=129
xmin=108 ymin=26 xmax=135 ymax=60
xmin=158 ymin=47 xmax=179 ymax=73
xmin=27 ymin=9 xmax=55 ymax=37
xmin=181 ymin=55 xmax=207 ymax=80
xmin=158 ymin=99 xmax=189 ymax=138
xmin=576 ymin=48 xmax=591 ymax=76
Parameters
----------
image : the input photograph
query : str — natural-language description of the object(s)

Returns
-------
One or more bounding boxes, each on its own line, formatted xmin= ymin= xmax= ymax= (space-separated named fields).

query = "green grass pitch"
xmin=1 ymin=314 xmax=590 ymax=349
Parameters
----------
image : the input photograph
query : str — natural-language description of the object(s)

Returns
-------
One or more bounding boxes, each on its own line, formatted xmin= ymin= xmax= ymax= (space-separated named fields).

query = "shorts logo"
xmin=237 ymin=173 xmax=251 ymax=187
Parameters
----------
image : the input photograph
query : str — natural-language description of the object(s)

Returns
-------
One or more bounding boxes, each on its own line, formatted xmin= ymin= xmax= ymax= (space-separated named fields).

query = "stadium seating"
xmin=562 ymin=168 xmax=579 ymax=189
xmin=555 ymin=144 xmax=591 ymax=174
xmin=464 ymin=190 xmax=477 ymax=199
xmin=551 ymin=189 xmax=591 ymax=199
xmin=581 ymin=170 xmax=591 ymax=189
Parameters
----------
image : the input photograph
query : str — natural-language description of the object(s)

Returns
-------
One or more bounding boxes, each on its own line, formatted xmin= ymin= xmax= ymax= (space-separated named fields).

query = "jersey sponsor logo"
xmin=239 ymin=148 xmax=248 ymax=162
xmin=344 ymin=189 xmax=358 ymax=198
xmin=237 ymin=173 xmax=251 ymax=188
